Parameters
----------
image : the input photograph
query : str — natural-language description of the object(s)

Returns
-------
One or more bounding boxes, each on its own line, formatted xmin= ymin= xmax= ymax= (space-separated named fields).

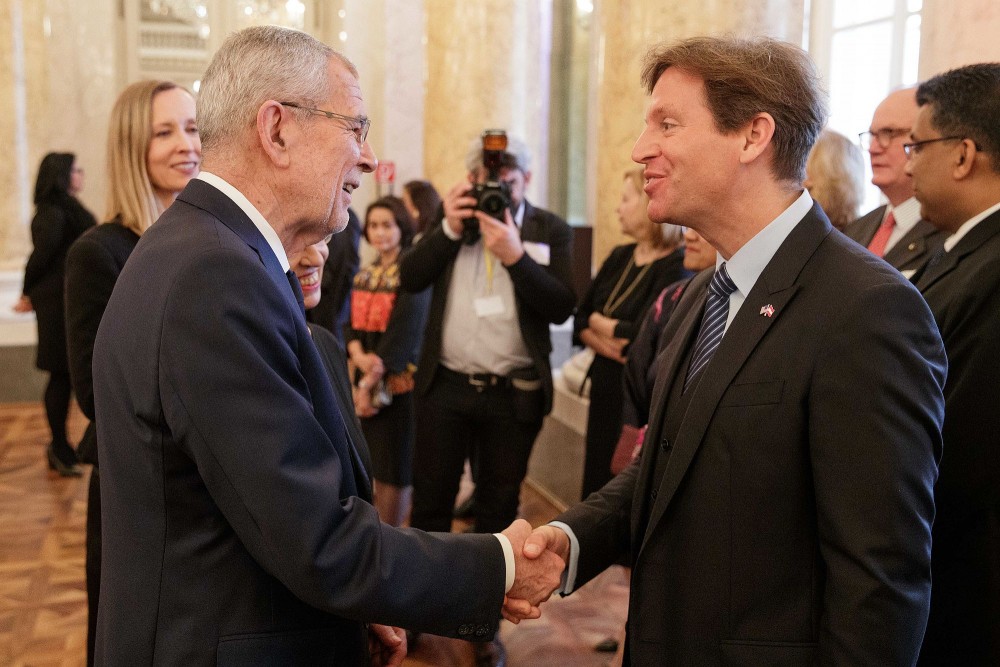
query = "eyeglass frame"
xmin=858 ymin=127 xmax=910 ymax=150
xmin=278 ymin=101 xmax=370 ymax=144
xmin=902 ymin=136 xmax=977 ymax=157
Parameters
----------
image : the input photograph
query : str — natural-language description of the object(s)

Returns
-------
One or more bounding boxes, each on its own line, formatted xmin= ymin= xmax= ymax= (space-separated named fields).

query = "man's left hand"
xmin=369 ymin=624 xmax=407 ymax=667
xmin=477 ymin=209 xmax=524 ymax=266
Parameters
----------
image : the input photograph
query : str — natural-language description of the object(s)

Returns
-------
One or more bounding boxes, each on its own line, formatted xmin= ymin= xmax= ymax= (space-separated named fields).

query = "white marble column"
xmin=423 ymin=0 xmax=553 ymax=205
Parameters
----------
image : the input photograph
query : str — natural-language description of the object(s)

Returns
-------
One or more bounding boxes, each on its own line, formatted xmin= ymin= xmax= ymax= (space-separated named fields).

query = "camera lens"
xmin=480 ymin=191 xmax=507 ymax=217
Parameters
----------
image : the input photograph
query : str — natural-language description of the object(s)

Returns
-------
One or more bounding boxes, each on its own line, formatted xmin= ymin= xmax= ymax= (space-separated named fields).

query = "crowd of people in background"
xmin=10 ymin=25 xmax=1000 ymax=666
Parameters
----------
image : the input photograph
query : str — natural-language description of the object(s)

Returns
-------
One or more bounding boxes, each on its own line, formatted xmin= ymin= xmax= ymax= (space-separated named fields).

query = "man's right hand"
xmin=500 ymin=520 xmax=567 ymax=623
xmin=442 ymin=180 xmax=478 ymax=237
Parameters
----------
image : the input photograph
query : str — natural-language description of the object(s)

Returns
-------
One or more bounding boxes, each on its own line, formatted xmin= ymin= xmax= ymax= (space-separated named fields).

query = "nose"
xmin=359 ymin=141 xmax=377 ymax=174
xmin=631 ymin=127 xmax=656 ymax=165
xmin=179 ymin=130 xmax=201 ymax=156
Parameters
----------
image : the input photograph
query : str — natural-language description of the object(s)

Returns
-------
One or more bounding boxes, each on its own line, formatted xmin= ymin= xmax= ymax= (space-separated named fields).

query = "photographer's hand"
xmin=478 ymin=208 xmax=524 ymax=266
xmin=443 ymin=180 xmax=477 ymax=237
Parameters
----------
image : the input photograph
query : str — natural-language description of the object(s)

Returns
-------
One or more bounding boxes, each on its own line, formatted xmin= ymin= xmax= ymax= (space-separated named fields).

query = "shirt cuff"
xmin=547 ymin=521 xmax=580 ymax=595
xmin=494 ymin=533 xmax=515 ymax=593
xmin=441 ymin=215 xmax=463 ymax=241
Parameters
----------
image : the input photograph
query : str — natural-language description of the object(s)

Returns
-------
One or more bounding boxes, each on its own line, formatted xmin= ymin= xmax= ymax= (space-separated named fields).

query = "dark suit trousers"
xmin=411 ymin=368 xmax=543 ymax=534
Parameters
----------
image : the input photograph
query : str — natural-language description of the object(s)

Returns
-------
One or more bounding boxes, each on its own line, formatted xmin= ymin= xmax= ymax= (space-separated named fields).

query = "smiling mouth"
xmin=299 ymin=271 xmax=320 ymax=287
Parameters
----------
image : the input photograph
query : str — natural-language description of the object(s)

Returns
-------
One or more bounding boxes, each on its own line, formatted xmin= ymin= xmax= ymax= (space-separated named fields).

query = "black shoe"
xmin=47 ymin=445 xmax=82 ymax=477
xmin=473 ymin=637 xmax=507 ymax=667
xmin=453 ymin=496 xmax=478 ymax=519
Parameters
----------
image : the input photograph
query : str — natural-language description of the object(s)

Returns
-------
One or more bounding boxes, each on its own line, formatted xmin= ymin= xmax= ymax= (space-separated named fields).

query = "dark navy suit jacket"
xmin=93 ymin=180 xmax=506 ymax=666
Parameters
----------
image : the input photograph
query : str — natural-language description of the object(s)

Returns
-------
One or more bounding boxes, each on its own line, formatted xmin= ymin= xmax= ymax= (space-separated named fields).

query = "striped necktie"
xmin=684 ymin=263 xmax=738 ymax=392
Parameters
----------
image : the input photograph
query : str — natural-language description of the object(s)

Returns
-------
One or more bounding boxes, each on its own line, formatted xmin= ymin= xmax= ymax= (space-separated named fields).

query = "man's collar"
xmin=197 ymin=172 xmax=289 ymax=271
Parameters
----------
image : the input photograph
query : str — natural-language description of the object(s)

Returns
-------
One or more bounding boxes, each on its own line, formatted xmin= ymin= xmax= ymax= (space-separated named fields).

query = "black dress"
xmin=22 ymin=194 xmax=95 ymax=372
xmin=573 ymin=243 xmax=690 ymax=499
xmin=64 ymin=219 xmax=140 ymax=667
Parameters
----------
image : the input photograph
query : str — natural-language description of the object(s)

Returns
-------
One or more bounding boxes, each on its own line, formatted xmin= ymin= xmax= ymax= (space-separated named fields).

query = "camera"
xmin=463 ymin=129 xmax=512 ymax=243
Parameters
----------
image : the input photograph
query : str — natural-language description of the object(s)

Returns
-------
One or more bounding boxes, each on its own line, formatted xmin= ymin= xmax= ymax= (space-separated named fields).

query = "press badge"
xmin=473 ymin=294 xmax=506 ymax=317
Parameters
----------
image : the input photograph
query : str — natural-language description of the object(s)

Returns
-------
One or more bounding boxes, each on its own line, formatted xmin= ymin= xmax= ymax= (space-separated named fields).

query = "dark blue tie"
xmin=684 ymin=263 xmax=738 ymax=392
xmin=285 ymin=269 xmax=306 ymax=317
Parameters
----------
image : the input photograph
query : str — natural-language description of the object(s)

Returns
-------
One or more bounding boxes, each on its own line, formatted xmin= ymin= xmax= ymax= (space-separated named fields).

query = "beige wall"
xmin=920 ymin=0 xmax=1000 ymax=79
xmin=0 ymin=0 xmax=117 ymax=272
xmin=4 ymin=0 xmax=1000 ymax=279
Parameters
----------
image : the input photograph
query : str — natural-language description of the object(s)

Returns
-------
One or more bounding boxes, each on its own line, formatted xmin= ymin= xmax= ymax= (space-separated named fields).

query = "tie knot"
xmin=709 ymin=263 xmax=738 ymax=299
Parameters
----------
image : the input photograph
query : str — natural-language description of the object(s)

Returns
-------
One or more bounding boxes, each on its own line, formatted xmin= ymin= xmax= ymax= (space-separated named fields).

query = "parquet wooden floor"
xmin=0 ymin=401 xmax=627 ymax=666
xmin=0 ymin=401 xmax=89 ymax=667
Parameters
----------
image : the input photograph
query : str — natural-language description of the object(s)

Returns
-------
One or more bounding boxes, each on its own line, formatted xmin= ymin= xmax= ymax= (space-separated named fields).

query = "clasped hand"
xmin=499 ymin=519 xmax=569 ymax=624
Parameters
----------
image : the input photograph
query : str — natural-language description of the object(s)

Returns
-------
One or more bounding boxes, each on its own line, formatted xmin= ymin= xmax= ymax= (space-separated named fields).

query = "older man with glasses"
xmin=844 ymin=87 xmax=945 ymax=277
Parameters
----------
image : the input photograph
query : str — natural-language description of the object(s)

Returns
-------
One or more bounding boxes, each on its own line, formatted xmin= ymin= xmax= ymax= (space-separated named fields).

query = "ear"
xmin=521 ymin=170 xmax=532 ymax=186
xmin=738 ymin=112 xmax=776 ymax=166
xmin=257 ymin=101 xmax=292 ymax=168
xmin=953 ymin=138 xmax=976 ymax=179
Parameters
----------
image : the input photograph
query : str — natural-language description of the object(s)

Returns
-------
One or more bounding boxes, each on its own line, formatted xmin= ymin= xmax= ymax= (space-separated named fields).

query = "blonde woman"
xmin=64 ymin=79 xmax=200 ymax=667
xmin=574 ymin=167 xmax=690 ymax=498
xmin=804 ymin=128 xmax=865 ymax=230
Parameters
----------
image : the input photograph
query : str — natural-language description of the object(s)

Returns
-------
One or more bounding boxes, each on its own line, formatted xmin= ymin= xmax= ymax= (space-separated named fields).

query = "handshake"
xmin=498 ymin=519 xmax=572 ymax=623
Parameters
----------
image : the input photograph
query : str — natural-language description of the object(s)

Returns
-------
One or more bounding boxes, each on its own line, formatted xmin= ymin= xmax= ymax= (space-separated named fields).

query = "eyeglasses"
xmin=279 ymin=101 xmax=370 ymax=144
xmin=902 ymin=136 xmax=968 ymax=157
xmin=858 ymin=127 xmax=910 ymax=150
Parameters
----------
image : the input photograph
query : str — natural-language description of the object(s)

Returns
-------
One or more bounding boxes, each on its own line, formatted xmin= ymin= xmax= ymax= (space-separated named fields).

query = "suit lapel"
xmin=883 ymin=220 xmax=940 ymax=270
xmin=629 ymin=269 xmax=710 ymax=552
xmin=639 ymin=206 xmax=831 ymax=555
xmin=177 ymin=180 xmax=369 ymax=498
xmin=845 ymin=205 xmax=885 ymax=247
xmin=917 ymin=211 xmax=1000 ymax=292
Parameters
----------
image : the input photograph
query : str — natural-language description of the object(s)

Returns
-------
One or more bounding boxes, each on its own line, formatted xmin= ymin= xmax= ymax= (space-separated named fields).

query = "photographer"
xmin=399 ymin=131 xmax=575 ymax=544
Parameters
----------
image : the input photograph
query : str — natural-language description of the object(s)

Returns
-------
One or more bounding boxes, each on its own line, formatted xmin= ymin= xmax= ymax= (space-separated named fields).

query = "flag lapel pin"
xmin=759 ymin=304 xmax=775 ymax=317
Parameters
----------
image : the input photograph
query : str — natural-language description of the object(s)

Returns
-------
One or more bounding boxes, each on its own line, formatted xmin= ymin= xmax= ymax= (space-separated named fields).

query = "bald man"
xmin=844 ymin=88 xmax=945 ymax=276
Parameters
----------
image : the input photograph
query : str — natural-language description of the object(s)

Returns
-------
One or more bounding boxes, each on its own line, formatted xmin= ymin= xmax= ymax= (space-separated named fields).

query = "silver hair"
xmin=464 ymin=133 xmax=532 ymax=174
xmin=197 ymin=25 xmax=357 ymax=152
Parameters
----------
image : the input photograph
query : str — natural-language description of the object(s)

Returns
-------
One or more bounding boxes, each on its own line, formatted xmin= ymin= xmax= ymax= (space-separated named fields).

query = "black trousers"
xmin=410 ymin=368 xmax=543 ymax=534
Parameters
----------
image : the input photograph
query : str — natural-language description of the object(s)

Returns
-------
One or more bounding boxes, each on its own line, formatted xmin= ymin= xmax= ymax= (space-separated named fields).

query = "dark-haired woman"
xmin=402 ymin=179 xmax=442 ymax=242
xmin=347 ymin=196 xmax=431 ymax=525
xmin=14 ymin=152 xmax=96 ymax=476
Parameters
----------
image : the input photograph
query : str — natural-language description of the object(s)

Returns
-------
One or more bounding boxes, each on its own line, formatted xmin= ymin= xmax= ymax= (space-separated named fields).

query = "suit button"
xmin=475 ymin=625 xmax=489 ymax=637
xmin=660 ymin=437 xmax=670 ymax=452
xmin=650 ymin=489 xmax=658 ymax=501
xmin=458 ymin=624 xmax=471 ymax=636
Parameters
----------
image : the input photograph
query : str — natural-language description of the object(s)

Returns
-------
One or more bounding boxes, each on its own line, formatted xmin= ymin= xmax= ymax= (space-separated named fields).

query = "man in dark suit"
xmin=906 ymin=62 xmax=1000 ymax=666
xmin=509 ymin=36 xmax=946 ymax=665
xmin=399 ymin=135 xmax=575 ymax=537
xmin=91 ymin=26 xmax=561 ymax=666
xmin=845 ymin=87 xmax=945 ymax=277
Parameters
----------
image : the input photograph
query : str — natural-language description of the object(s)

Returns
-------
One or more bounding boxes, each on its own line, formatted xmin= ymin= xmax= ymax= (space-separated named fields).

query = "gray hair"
xmin=464 ymin=133 xmax=532 ymax=174
xmin=197 ymin=25 xmax=357 ymax=153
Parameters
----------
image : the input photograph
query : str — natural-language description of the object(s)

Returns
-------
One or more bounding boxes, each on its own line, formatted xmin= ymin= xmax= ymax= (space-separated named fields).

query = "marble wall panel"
xmin=920 ymin=0 xmax=1000 ymax=79
xmin=0 ymin=0 xmax=116 ymax=273
xmin=424 ymin=0 xmax=552 ymax=205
